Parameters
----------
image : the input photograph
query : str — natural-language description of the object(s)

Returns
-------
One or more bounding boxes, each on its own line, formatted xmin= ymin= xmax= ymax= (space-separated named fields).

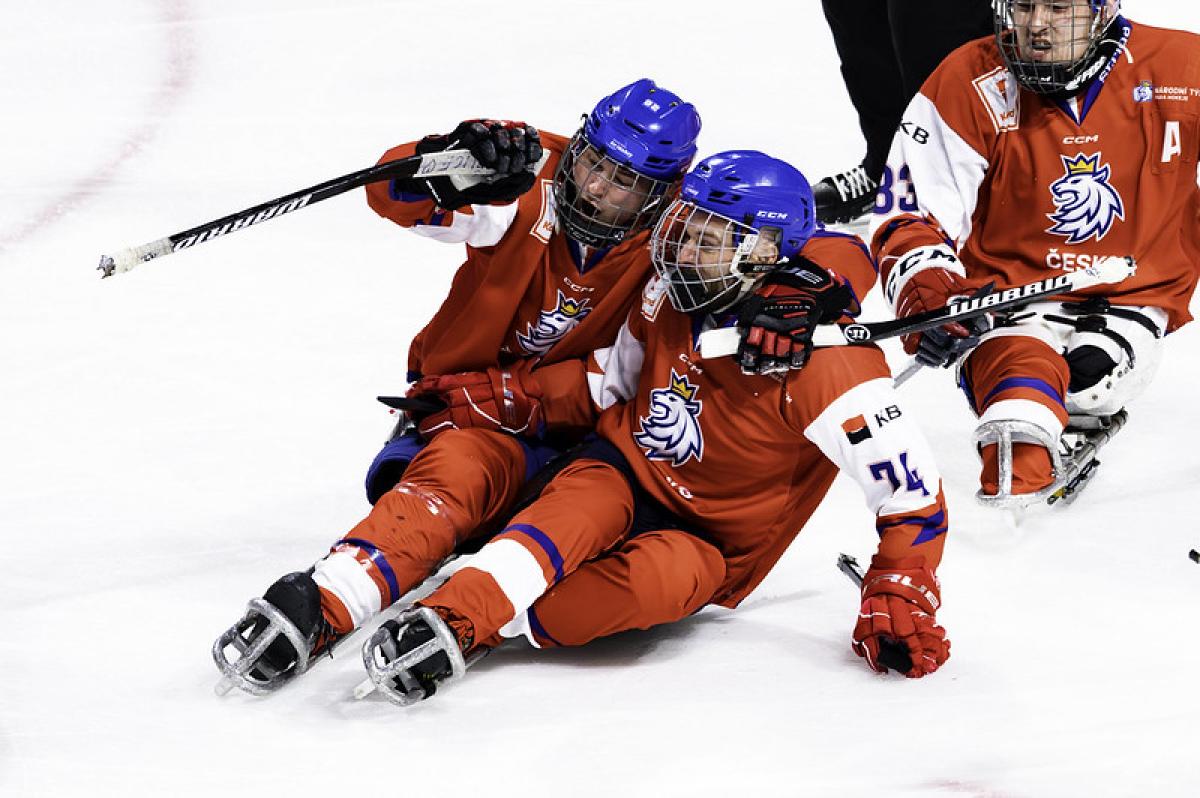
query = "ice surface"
xmin=2 ymin=2 xmax=1198 ymax=795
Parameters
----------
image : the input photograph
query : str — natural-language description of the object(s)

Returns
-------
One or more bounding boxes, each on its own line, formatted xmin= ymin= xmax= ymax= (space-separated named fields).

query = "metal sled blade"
xmin=1048 ymin=457 xmax=1103 ymax=506
xmin=1047 ymin=410 xmax=1129 ymax=506
xmin=211 ymin=597 xmax=312 ymax=696
xmin=974 ymin=420 xmax=1064 ymax=509
xmin=359 ymin=607 xmax=470 ymax=707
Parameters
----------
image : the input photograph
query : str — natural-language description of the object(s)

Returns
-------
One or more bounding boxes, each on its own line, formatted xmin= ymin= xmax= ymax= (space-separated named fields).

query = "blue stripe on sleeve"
xmin=911 ymin=508 xmax=948 ymax=545
xmin=877 ymin=508 xmax=948 ymax=546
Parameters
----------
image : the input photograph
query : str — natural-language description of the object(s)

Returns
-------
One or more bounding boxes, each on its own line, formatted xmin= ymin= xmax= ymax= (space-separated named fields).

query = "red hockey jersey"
xmin=870 ymin=19 xmax=1200 ymax=331
xmin=576 ymin=236 xmax=948 ymax=607
xmin=365 ymin=131 xmax=653 ymax=377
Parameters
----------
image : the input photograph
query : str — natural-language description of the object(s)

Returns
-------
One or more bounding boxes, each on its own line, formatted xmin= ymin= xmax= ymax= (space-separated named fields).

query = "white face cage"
xmin=649 ymin=199 xmax=781 ymax=314
xmin=552 ymin=130 xmax=678 ymax=248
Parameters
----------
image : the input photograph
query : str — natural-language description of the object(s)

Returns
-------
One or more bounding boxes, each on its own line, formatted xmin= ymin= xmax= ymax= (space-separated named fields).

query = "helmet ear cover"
xmin=731 ymin=225 xmax=784 ymax=280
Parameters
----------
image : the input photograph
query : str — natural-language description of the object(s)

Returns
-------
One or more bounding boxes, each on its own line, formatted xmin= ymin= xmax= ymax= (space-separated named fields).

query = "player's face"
xmin=570 ymin=146 xmax=653 ymax=226
xmin=676 ymin=213 xmax=738 ymax=282
xmin=651 ymin=201 xmax=782 ymax=313
xmin=1010 ymin=0 xmax=1096 ymax=63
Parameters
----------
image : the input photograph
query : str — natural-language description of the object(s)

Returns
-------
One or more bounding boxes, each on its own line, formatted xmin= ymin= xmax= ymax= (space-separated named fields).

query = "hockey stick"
xmin=699 ymin=256 xmax=1137 ymax=359
xmin=892 ymin=334 xmax=981 ymax=387
xmin=892 ymin=360 xmax=924 ymax=387
xmin=97 ymin=148 xmax=523 ymax=278
xmin=836 ymin=553 xmax=914 ymax=674
xmin=892 ymin=306 xmax=992 ymax=386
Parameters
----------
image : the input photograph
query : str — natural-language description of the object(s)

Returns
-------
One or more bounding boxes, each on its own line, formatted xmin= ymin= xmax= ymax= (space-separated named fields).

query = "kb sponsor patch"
xmin=842 ymin=414 xmax=872 ymax=445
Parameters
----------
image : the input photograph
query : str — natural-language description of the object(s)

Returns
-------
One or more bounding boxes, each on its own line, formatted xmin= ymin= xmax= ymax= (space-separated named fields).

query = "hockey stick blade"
xmin=97 ymin=149 xmax=542 ymax=278
xmin=699 ymin=256 xmax=1137 ymax=359
xmin=837 ymin=553 xmax=915 ymax=675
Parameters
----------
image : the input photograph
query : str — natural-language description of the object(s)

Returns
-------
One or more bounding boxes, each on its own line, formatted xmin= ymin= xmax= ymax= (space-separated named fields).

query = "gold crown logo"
xmin=669 ymin=371 xmax=697 ymax=401
xmin=1064 ymin=153 xmax=1100 ymax=176
xmin=560 ymin=296 xmax=584 ymax=317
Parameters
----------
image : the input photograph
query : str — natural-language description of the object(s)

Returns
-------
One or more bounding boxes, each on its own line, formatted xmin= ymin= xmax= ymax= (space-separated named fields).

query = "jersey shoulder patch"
xmin=641 ymin=274 xmax=669 ymax=321
xmin=529 ymin=178 xmax=557 ymax=243
xmin=971 ymin=65 xmax=1021 ymax=134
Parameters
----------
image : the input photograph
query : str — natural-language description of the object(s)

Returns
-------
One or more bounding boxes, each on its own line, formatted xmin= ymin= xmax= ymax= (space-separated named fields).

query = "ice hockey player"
xmin=212 ymin=80 xmax=701 ymax=693
xmin=362 ymin=78 xmax=701 ymax=503
xmin=870 ymin=0 xmax=1200 ymax=506
xmin=358 ymin=150 xmax=952 ymax=704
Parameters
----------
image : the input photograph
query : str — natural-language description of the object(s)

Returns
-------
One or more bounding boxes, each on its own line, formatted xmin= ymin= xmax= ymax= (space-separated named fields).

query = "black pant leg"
xmin=821 ymin=0 xmax=905 ymax=179
xmin=887 ymin=0 xmax=995 ymax=99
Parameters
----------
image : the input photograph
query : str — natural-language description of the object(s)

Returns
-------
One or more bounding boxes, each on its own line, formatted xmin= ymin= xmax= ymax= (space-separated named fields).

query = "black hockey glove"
xmin=396 ymin=119 xmax=543 ymax=210
xmin=734 ymin=260 xmax=859 ymax=375
xmin=910 ymin=284 xmax=993 ymax=369
xmin=911 ymin=315 xmax=990 ymax=369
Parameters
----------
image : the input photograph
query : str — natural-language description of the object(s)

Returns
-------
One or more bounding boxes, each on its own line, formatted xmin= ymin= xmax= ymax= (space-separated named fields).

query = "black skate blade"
xmin=1048 ymin=458 xmax=1101 ymax=506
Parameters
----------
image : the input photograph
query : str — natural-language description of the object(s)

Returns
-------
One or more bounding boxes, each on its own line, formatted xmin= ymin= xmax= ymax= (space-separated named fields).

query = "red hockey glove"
xmin=734 ymin=260 xmax=860 ymax=375
xmin=851 ymin=555 xmax=949 ymax=678
xmin=398 ymin=119 xmax=543 ymax=210
xmin=407 ymin=365 xmax=544 ymax=440
xmin=887 ymin=246 xmax=988 ymax=368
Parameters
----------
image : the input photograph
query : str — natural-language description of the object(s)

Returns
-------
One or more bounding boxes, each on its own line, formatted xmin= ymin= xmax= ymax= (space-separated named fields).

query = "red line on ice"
xmin=0 ymin=0 xmax=195 ymax=250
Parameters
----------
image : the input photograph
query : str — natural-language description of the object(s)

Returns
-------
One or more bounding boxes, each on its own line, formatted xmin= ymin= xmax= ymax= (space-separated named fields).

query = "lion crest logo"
xmin=1045 ymin=153 xmax=1125 ymax=244
xmin=516 ymin=290 xmax=592 ymax=355
xmin=633 ymin=370 xmax=704 ymax=466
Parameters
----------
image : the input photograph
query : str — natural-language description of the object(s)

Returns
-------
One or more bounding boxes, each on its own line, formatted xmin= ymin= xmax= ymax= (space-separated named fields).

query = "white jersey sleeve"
xmin=586 ymin=319 xmax=645 ymax=410
xmin=802 ymin=377 xmax=944 ymax=518
xmin=407 ymin=201 xmax=522 ymax=248
xmin=869 ymin=88 xmax=996 ymax=247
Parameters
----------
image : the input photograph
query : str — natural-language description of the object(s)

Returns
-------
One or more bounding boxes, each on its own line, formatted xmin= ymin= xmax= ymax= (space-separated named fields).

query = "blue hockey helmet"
xmin=650 ymin=150 xmax=816 ymax=314
xmin=554 ymin=79 xmax=701 ymax=248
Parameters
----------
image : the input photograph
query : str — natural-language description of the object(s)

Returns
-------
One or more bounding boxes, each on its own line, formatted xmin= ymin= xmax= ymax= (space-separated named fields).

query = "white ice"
xmin=2 ymin=2 xmax=1199 ymax=796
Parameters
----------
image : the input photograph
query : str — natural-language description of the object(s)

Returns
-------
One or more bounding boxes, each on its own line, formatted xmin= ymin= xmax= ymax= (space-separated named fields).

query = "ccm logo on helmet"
xmin=757 ymin=210 xmax=790 ymax=220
